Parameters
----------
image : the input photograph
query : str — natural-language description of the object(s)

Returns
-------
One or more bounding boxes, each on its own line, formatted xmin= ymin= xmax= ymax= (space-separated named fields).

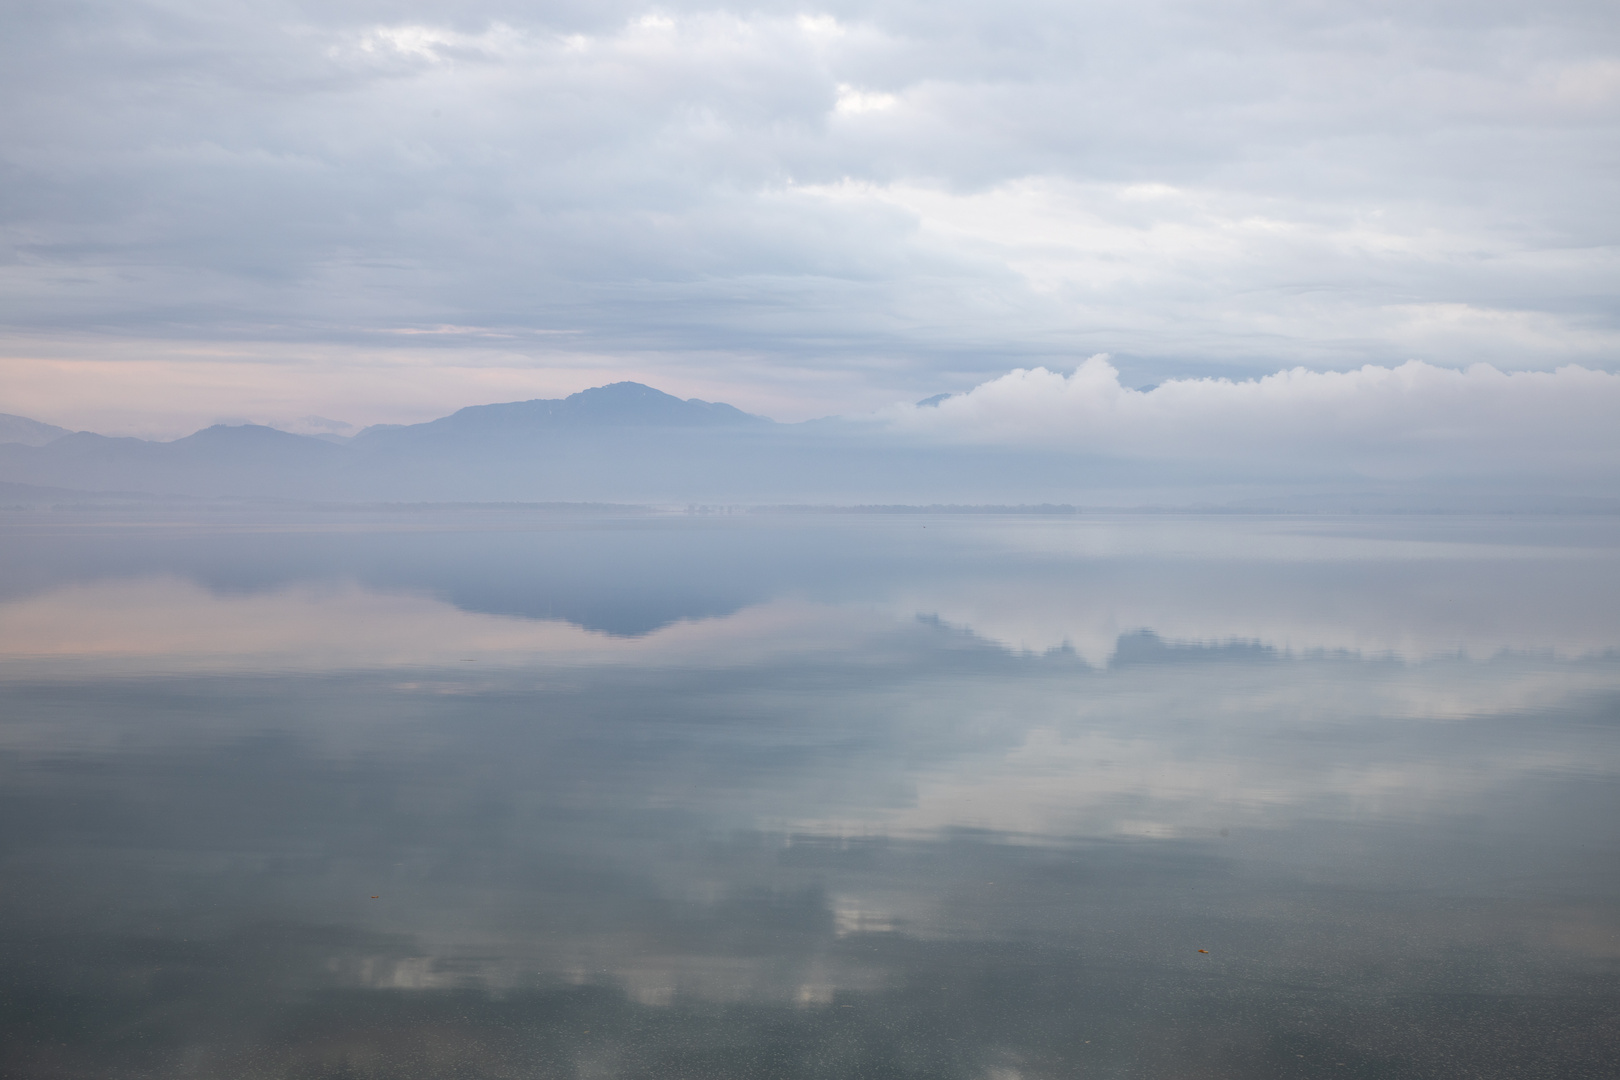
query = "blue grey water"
xmin=1 ymin=509 xmax=1617 ymax=1078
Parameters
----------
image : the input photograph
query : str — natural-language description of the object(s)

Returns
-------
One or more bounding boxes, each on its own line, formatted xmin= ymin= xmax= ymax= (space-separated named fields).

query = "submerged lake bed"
xmin=1 ymin=509 xmax=1617 ymax=1078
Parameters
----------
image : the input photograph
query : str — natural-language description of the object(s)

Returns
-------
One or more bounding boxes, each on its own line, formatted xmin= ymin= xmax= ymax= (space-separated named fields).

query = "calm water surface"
xmin=1 ymin=511 xmax=1617 ymax=1078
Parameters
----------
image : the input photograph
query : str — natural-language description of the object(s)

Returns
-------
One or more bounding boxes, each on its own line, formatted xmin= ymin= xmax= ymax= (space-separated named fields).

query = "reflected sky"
xmin=0 ymin=511 xmax=1617 ymax=1078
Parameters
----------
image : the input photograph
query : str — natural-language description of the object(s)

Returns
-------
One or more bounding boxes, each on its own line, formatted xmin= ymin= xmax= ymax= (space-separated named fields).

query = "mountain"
xmin=342 ymin=382 xmax=805 ymax=501
xmin=0 ymin=412 xmax=72 ymax=447
xmin=0 ymin=382 xmax=1591 ymax=509
xmin=0 ymin=385 xmax=790 ymax=502
xmin=356 ymin=382 xmax=767 ymax=447
xmin=0 ymin=425 xmax=349 ymax=499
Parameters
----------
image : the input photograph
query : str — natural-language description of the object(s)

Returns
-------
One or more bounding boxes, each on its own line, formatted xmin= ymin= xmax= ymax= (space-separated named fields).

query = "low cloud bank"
xmin=888 ymin=358 xmax=1620 ymax=479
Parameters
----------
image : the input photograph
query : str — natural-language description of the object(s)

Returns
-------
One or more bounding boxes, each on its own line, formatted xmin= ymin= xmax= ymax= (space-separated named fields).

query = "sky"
xmin=2 ymin=0 xmax=1618 ymax=437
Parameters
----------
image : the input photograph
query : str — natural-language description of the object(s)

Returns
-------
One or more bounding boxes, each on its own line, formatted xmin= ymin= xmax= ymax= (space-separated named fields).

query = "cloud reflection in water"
xmin=0 ymin=511 xmax=1616 ymax=1078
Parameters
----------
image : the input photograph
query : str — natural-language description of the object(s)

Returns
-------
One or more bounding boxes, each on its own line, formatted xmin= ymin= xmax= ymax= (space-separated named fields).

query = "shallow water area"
xmin=1 ymin=508 xmax=1617 ymax=1078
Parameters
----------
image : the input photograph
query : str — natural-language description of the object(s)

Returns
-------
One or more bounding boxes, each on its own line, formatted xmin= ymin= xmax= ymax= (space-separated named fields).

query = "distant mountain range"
xmin=0 ymin=383 xmax=830 ymax=502
xmin=1 ymin=381 xmax=1614 ymax=510
xmin=0 ymin=412 xmax=73 ymax=447
xmin=356 ymin=382 xmax=767 ymax=442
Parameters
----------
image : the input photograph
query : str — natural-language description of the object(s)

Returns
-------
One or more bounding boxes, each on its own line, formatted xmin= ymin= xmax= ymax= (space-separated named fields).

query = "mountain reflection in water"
xmin=0 ymin=510 xmax=1617 ymax=1079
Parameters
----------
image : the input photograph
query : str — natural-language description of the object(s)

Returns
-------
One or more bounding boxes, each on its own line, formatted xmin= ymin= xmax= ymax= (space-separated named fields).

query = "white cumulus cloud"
xmin=889 ymin=357 xmax=1620 ymax=477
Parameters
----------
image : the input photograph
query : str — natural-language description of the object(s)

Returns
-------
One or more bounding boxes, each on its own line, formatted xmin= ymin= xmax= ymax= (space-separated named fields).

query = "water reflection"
xmin=0 ymin=511 xmax=1617 ymax=1078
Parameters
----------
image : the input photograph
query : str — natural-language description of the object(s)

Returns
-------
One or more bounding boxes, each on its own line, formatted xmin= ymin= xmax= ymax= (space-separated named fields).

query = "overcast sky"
xmin=2 ymin=0 xmax=1618 ymax=435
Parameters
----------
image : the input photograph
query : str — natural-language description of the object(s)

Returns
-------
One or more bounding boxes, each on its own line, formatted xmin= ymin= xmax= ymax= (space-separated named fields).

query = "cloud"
xmin=886 ymin=356 xmax=1620 ymax=478
xmin=1 ymin=0 xmax=1617 ymax=424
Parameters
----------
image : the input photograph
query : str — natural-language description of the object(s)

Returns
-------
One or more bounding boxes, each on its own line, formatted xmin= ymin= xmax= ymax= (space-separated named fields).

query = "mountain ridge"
xmin=0 ymin=412 xmax=73 ymax=447
xmin=2 ymin=381 xmax=1610 ymax=510
xmin=0 ymin=381 xmax=770 ymax=450
xmin=355 ymin=381 xmax=769 ymax=443
xmin=0 ymin=382 xmax=790 ymax=501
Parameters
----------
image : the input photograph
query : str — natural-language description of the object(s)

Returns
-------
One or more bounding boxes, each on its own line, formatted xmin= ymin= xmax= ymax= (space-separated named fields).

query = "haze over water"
xmin=1 ymin=508 xmax=1616 ymax=1078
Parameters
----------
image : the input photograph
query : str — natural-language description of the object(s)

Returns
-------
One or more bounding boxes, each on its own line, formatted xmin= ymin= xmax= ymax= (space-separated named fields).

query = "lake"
xmin=1 ymin=509 xmax=1617 ymax=1078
